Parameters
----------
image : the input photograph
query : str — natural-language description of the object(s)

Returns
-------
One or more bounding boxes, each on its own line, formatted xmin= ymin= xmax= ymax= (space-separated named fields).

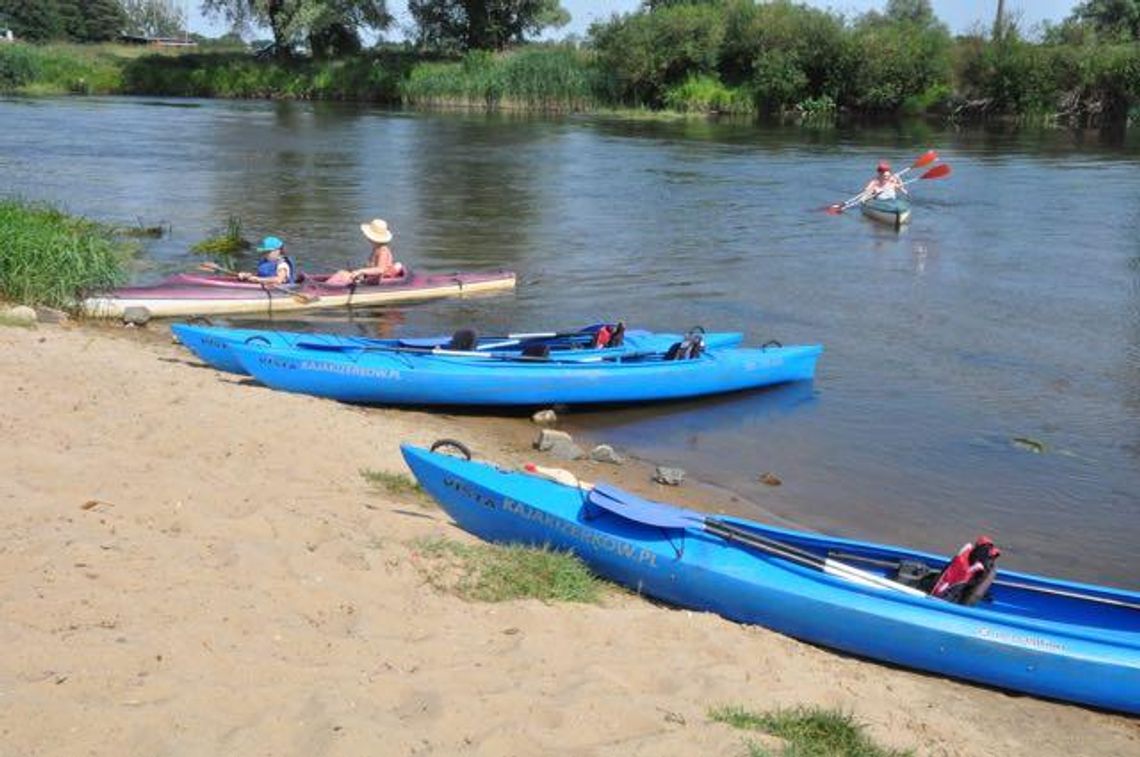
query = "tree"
xmin=80 ymin=0 xmax=129 ymax=40
xmin=408 ymin=0 xmax=570 ymax=52
xmin=201 ymin=0 xmax=392 ymax=56
xmin=1069 ymin=0 xmax=1140 ymax=41
xmin=0 ymin=0 xmax=65 ymax=40
xmin=0 ymin=0 xmax=125 ymax=41
xmin=122 ymin=0 xmax=187 ymax=37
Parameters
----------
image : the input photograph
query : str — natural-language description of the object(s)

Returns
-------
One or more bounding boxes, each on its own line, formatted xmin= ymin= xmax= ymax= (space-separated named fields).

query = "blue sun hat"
xmin=258 ymin=236 xmax=284 ymax=253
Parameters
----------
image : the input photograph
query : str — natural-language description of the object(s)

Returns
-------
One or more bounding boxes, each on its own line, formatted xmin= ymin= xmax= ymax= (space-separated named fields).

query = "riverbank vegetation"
xmin=1 ymin=0 xmax=1138 ymax=125
xmin=0 ymin=199 xmax=135 ymax=310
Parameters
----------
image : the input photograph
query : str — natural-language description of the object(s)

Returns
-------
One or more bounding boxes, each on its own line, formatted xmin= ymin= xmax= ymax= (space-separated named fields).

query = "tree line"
xmin=2 ymin=1 xmax=1138 ymax=123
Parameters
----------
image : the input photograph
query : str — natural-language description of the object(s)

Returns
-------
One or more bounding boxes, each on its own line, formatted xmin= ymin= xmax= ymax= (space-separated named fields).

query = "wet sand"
xmin=0 ymin=321 xmax=1136 ymax=756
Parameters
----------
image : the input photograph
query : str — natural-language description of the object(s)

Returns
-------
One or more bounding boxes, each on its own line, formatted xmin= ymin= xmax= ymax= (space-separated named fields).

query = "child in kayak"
xmin=238 ymin=237 xmax=295 ymax=284
xmin=861 ymin=161 xmax=907 ymax=201
xmin=326 ymin=219 xmax=406 ymax=287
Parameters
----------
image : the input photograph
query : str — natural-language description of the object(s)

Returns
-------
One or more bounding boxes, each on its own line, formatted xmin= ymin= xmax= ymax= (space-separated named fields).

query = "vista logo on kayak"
xmin=442 ymin=476 xmax=497 ymax=510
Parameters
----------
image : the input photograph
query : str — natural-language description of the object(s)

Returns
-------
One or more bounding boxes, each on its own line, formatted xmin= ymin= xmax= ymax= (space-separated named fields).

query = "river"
xmin=2 ymin=96 xmax=1138 ymax=588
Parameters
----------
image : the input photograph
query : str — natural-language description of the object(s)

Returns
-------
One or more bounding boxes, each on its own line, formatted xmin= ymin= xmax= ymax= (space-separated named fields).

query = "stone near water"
xmin=535 ymin=428 xmax=572 ymax=451
xmin=589 ymin=444 xmax=624 ymax=464
xmin=532 ymin=409 xmax=557 ymax=425
xmin=550 ymin=440 xmax=585 ymax=461
xmin=122 ymin=306 xmax=151 ymax=326
xmin=654 ymin=466 xmax=685 ymax=486
xmin=535 ymin=428 xmax=584 ymax=460
xmin=34 ymin=306 xmax=68 ymax=324
xmin=2 ymin=305 xmax=38 ymax=325
xmin=758 ymin=472 xmax=782 ymax=486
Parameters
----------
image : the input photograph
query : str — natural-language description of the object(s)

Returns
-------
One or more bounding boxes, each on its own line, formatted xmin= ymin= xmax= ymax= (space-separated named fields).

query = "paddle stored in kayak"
xmin=171 ymin=323 xmax=745 ymax=376
xmin=401 ymin=443 xmax=1140 ymax=715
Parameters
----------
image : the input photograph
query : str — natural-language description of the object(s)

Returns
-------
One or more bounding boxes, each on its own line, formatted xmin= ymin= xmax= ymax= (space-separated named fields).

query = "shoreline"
xmin=1 ymin=320 xmax=1137 ymax=754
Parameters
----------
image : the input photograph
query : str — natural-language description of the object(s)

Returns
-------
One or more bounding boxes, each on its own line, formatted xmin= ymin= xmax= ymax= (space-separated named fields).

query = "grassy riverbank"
xmin=2 ymin=31 xmax=1138 ymax=124
xmin=0 ymin=199 xmax=134 ymax=310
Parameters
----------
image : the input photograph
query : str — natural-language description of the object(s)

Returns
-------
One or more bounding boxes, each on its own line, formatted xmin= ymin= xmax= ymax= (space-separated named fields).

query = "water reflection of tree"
xmin=400 ymin=112 xmax=546 ymax=271
xmin=203 ymin=101 xmax=371 ymax=271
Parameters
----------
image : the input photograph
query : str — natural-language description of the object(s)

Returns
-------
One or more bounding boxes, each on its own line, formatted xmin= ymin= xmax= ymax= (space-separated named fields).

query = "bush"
xmin=663 ymin=73 xmax=749 ymax=113
xmin=0 ymin=44 xmax=43 ymax=90
xmin=590 ymin=3 xmax=725 ymax=107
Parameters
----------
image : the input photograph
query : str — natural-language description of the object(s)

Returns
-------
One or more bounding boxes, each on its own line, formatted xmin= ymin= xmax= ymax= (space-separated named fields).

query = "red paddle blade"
xmin=911 ymin=149 xmax=938 ymax=169
xmin=920 ymin=163 xmax=951 ymax=180
xmin=824 ymin=204 xmax=844 ymax=215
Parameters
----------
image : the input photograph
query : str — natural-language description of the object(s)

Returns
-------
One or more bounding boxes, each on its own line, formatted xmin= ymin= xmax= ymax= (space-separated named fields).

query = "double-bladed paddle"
xmin=197 ymin=262 xmax=319 ymax=304
xmin=825 ymin=149 xmax=942 ymax=215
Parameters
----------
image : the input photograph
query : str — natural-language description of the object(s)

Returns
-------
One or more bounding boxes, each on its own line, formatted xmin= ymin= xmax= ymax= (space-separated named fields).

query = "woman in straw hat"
xmin=327 ymin=219 xmax=406 ymax=286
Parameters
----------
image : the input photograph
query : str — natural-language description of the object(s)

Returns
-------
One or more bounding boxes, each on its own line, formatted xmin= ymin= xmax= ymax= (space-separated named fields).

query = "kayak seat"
xmin=664 ymin=337 xmax=704 ymax=361
xmin=521 ymin=344 xmax=551 ymax=359
xmin=447 ymin=329 xmax=478 ymax=351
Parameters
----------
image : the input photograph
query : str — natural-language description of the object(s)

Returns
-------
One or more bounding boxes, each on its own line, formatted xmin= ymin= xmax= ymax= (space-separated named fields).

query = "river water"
xmin=3 ymin=96 xmax=1138 ymax=588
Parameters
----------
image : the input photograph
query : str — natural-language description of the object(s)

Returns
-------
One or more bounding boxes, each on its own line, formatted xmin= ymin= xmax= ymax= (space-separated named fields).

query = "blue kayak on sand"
xmin=401 ymin=443 xmax=1140 ymax=715
xmin=171 ymin=323 xmax=745 ymax=376
xmin=226 ymin=339 xmax=821 ymax=406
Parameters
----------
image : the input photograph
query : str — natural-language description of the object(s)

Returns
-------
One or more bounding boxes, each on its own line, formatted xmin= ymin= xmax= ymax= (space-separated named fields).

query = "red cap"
xmin=877 ymin=161 xmax=891 ymax=172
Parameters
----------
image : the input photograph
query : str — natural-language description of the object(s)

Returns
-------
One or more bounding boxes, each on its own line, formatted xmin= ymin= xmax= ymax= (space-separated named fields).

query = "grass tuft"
xmin=411 ymin=536 xmax=603 ymax=603
xmin=360 ymin=468 xmax=423 ymax=496
xmin=190 ymin=215 xmax=252 ymax=270
xmin=0 ymin=198 xmax=135 ymax=311
xmin=709 ymin=705 xmax=911 ymax=757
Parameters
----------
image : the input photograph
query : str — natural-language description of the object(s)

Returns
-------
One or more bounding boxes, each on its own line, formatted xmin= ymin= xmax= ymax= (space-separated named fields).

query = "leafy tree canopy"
xmin=1069 ymin=0 xmax=1140 ymax=41
xmin=122 ymin=0 xmax=187 ymax=37
xmin=0 ymin=0 xmax=126 ymax=41
xmin=408 ymin=0 xmax=570 ymax=52
xmin=201 ymin=0 xmax=392 ymax=56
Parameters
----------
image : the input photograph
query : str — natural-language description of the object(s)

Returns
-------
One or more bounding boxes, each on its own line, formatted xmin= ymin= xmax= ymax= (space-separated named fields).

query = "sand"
xmin=0 ymin=321 xmax=1136 ymax=756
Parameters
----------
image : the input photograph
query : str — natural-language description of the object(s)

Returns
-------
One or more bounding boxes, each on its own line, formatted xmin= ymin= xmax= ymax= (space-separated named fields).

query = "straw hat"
xmin=360 ymin=218 xmax=392 ymax=244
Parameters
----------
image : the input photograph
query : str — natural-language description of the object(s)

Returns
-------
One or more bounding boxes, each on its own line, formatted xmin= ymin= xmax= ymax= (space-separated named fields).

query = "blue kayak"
xmin=861 ymin=196 xmax=911 ymax=228
xmin=171 ymin=323 xmax=744 ymax=376
xmin=226 ymin=339 xmax=821 ymax=406
xmin=401 ymin=443 xmax=1140 ymax=715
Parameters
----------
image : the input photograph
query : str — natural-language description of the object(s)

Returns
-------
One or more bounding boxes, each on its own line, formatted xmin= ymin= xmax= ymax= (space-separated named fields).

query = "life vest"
xmin=930 ymin=536 xmax=1001 ymax=605
xmin=256 ymin=255 xmax=295 ymax=284
xmin=592 ymin=322 xmax=626 ymax=349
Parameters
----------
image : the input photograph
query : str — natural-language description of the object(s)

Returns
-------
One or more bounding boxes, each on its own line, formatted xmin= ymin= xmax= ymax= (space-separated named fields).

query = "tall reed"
xmin=0 ymin=199 xmax=135 ymax=310
xmin=401 ymin=46 xmax=602 ymax=111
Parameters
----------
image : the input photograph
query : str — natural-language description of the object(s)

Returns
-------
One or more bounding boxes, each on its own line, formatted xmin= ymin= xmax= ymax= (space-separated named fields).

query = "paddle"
xmin=828 ymin=550 xmax=1140 ymax=612
xmin=902 ymin=162 xmax=951 ymax=185
xmin=829 ymin=162 xmax=952 ymax=214
xmin=292 ymin=339 xmax=660 ymax=364
xmin=825 ymin=150 xmax=941 ymax=215
xmin=521 ymin=469 xmax=928 ymax=598
xmin=197 ymin=262 xmax=319 ymax=304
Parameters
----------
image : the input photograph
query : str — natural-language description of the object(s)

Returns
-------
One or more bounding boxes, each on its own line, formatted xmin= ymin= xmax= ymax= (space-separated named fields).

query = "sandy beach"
xmin=1 ymin=321 xmax=1136 ymax=756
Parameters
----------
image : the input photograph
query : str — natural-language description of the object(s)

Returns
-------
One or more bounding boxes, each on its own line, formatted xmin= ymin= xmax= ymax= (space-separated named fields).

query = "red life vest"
xmin=931 ymin=536 xmax=1001 ymax=605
